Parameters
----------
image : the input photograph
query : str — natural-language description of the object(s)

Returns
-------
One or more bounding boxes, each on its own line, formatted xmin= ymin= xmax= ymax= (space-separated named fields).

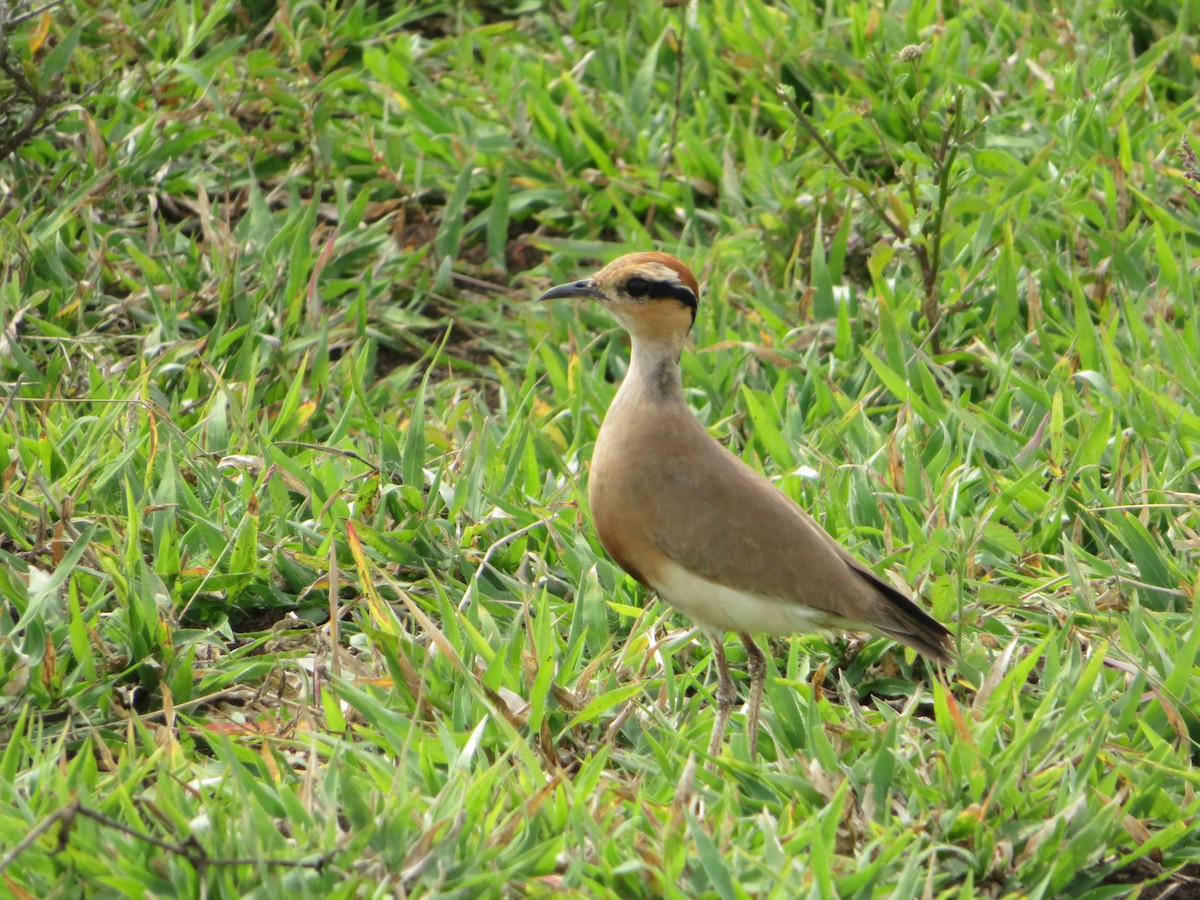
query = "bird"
xmin=538 ymin=251 xmax=953 ymax=761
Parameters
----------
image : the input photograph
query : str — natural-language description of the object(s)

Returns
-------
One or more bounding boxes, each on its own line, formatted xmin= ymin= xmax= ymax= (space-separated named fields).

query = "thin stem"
xmin=776 ymin=87 xmax=909 ymax=246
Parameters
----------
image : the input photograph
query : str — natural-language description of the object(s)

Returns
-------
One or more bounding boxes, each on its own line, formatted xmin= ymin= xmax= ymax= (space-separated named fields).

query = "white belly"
xmin=650 ymin=557 xmax=843 ymax=636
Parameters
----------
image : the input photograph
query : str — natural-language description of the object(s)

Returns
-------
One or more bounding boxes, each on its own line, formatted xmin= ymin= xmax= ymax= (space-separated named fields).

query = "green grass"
xmin=2 ymin=0 xmax=1199 ymax=896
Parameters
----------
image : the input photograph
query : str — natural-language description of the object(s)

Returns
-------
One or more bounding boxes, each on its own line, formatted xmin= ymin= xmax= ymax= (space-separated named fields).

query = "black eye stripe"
xmin=664 ymin=284 xmax=698 ymax=313
xmin=623 ymin=277 xmax=698 ymax=313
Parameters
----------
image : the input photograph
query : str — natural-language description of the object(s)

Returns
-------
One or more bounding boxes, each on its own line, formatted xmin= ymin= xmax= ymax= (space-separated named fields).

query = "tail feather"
xmin=851 ymin=566 xmax=953 ymax=663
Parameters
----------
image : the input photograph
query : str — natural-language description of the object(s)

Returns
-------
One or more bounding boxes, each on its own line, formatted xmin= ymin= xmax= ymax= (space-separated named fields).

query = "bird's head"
xmin=538 ymin=252 xmax=700 ymax=342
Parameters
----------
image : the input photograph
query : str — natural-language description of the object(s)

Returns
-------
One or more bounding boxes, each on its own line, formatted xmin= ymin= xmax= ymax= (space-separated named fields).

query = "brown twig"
xmin=0 ymin=799 xmax=337 ymax=877
xmin=778 ymin=53 xmax=981 ymax=355
xmin=0 ymin=1 xmax=70 ymax=164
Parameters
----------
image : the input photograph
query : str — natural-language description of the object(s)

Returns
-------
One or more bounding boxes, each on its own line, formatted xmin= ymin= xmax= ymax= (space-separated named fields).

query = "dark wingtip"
xmin=881 ymin=625 xmax=954 ymax=665
xmin=853 ymin=566 xmax=954 ymax=663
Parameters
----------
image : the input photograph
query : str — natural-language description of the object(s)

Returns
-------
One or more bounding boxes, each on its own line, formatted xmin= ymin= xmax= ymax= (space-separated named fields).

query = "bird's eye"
xmin=625 ymin=276 xmax=651 ymax=298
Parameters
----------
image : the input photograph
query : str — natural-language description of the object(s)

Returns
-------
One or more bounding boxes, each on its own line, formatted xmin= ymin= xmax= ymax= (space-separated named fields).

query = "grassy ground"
xmin=2 ymin=0 xmax=1199 ymax=896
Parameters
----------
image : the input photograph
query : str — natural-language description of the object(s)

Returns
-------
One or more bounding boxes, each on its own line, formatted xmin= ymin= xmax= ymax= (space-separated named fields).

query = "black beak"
xmin=538 ymin=279 xmax=603 ymax=301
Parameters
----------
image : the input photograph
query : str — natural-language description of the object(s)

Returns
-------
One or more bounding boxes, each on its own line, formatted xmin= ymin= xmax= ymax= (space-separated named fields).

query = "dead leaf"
xmin=30 ymin=11 xmax=52 ymax=54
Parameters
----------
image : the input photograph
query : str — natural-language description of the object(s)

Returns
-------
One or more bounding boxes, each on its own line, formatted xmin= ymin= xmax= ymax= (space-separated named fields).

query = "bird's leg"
xmin=740 ymin=633 xmax=767 ymax=760
xmin=707 ymin=634 xmax=737 ymax=760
